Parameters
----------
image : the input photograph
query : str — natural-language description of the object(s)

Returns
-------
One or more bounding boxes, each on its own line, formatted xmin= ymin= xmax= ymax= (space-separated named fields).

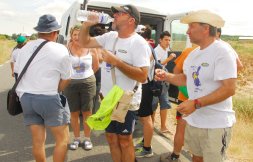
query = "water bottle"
xmin=76 ymin=10 xmax=114 ymax=24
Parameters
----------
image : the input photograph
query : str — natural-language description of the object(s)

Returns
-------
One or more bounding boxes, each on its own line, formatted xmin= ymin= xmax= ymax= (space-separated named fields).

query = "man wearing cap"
xmin=156 ymin=10 xmax=237 ymax=162
xmin=15 ymin=14 xmax=71 ymax=162
xmin=79 ymin=4 xmax=150 ymax=162
xmin=10 ymin=35 xmax=27 ymax=81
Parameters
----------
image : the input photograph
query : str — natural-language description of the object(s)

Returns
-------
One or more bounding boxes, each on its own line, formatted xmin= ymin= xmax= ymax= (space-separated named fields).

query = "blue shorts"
xmin=105 ymin=111 xmax=136 ymax=135
xmin=20 ymin=93 xmax=70 ymax=127
xmin=152 ymin=83 xmax=171 ymax=111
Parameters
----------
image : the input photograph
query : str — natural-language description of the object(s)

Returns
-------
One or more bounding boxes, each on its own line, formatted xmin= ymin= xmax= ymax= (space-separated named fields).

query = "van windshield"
xmin=170 ymin=20 xmax=188 ymax=51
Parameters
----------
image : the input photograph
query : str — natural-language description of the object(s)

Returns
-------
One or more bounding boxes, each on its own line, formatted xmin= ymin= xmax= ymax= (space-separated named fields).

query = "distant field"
xmin=0 ymin=39 xmax=16 ymax=64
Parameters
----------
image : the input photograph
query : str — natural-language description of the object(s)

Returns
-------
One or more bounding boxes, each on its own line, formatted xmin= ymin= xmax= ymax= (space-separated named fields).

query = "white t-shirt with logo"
xmin=95 ymin=31 xmax=150 ymax=111
xmin=15 ymin=39 xmax=71 ymax=98
xmin=154 ymin=44 xmax=170 ymax=62
xmin=183 ymin=40 xmax=237 ymax=128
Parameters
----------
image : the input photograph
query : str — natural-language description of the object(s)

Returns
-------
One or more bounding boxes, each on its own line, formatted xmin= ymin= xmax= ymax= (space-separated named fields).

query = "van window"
xmin=170 ymin=20 xmax=188 ymax=51
xmin=65 ymin=16 xmax=71 ymax=37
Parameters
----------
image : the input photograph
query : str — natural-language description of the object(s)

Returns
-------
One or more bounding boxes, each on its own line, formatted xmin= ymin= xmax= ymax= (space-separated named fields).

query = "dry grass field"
xmin=0 ymin=39 xmax=16 ymax=64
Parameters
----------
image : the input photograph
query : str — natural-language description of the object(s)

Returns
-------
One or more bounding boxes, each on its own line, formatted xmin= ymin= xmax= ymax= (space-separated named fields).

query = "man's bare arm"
xmin=116 ymin=60 xmax=148 ymax=83
xmin=58 ymin=79 xmax=71 ymax=92
xmin=79 ymin=23 xmax=102 ymax=48
xmin=198 ymin=78 xmax=236 ymax=107
xmin=101 ymin=49 xmax=148 ymax=83
xmin=155 ymin=69 xmax=186 ymax=86
xmin=177 ymin=78 xmax=236 ymax=115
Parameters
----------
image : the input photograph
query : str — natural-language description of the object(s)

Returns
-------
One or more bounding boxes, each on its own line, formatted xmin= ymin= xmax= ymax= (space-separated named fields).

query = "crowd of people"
xmin=11 ymin=3 xmax=242 ymax=162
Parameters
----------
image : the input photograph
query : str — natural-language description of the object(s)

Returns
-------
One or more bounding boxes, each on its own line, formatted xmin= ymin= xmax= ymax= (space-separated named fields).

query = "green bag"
xmin=178 ymin=86 xmax=189 ymax=98
xmin=86 ymin=85 xmax=124 ymax=130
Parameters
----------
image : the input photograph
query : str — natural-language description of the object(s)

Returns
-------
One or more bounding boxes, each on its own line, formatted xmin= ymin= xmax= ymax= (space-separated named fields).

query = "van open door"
xmin=164 ymin=13 xmax=190 ymax=104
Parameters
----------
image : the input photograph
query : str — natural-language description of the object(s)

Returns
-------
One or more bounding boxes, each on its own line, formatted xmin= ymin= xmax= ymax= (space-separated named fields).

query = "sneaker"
xmin=83 ymin=140 xmax=93 ymax=150
xmin=135 ymin=147 xmax=153 ymax=158
xmin=160 ymin=153 xmax=181 ymax=162
xmin=134 ymin=139 xmax=144 ymax=150
xmin=69 ymin=139 xmax=81 ymax=150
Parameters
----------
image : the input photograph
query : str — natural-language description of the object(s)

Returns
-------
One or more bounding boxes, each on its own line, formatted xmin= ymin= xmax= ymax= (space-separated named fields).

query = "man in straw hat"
xmin=155 ymin=10 xmax=237 ymax=162
xmin=15 ymin=14 xmax=71 ymax=162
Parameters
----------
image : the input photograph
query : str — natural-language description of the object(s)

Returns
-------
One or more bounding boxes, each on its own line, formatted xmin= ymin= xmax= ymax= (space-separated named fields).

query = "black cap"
xmin=34 ymin=14 xmax=62 ymax=33
xmin=111 ymin=4 xmax=140 ymax=25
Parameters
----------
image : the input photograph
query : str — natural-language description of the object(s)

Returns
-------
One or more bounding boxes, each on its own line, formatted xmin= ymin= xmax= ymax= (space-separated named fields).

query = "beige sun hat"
xmin=180 ymin=10 xmax=225 ymax=28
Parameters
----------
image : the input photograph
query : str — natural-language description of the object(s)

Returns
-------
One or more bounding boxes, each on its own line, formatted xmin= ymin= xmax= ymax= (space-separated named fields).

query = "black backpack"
xmin=147 ymin=45 xmax=163 ymax=97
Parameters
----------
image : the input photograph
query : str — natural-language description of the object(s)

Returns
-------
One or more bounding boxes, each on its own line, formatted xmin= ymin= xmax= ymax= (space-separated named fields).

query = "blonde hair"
xmin=70 ymin=24 xmax=82 ymax=36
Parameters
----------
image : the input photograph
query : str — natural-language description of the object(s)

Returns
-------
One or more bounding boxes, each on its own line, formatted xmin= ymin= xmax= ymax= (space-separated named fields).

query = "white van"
xmin=59 ymin=0 xmax=191 ymax=103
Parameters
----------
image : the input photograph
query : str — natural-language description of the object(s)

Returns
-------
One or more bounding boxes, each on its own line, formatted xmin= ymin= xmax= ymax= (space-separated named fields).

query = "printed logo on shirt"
xmin=201 ymin=62 xmax=209 ymax=67
xmin=191 ymin=65 xmax=203 ymax=93
xmin=73 ymin=63 xmax=85 ymax=73
xmin=118 ymin=49 xmax=127 ymax=54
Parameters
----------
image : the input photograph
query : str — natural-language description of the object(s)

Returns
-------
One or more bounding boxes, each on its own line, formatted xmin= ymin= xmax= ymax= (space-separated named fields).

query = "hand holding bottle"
xmin=76 ymin=10 xmax=114 ymax=25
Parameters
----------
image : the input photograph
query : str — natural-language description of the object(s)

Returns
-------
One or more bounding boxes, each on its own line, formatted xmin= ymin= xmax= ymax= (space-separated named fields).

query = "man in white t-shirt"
xmin=156 ymin=10 xmax=237 ymax=162
xmin=15 ymin=14 xmax=71 ymax=162
xmin=152 ymin=31 xmax=176 ymax=133
xmin=79 ymin=4 xmax=150 ymax=162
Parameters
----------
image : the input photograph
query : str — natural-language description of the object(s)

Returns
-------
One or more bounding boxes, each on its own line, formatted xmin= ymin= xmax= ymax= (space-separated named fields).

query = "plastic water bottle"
xmin=76 ymin=10 xmax=114 ymax=24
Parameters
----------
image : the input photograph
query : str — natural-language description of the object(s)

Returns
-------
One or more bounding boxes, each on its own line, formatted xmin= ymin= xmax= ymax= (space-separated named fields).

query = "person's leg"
xmin=29 ymin=125 xmax=46 ymax=162
xmin=160 ymin=109 xmax=169 ymax=131
xmin=49 ymin=124 xmax=69 ymax=162
xmin=159 ymin=84 xmax=171 ymax=132
xmin=192 ymin=155 xmax=203 ymax=162
xmin=82 ymin=111 xmax=92 ymax=138
xmin=106 ymin=133 xmax=122 ymax=162
xmin=173 ymin=118 xmax=186 ymax=154
xmin=140 ymin=116 xmax=153 ymax=148
xmin=119 ymin=134 xmax=135 ymax=162
xmin=70 ymin=111 xmax=81 ymax=138
xmin=151 ymin=96 xmax=159 ymax=123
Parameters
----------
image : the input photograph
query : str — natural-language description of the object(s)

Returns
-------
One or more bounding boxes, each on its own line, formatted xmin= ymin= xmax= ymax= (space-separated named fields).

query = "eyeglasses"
xmin=113 ymin=12 xmax=129 ymax=17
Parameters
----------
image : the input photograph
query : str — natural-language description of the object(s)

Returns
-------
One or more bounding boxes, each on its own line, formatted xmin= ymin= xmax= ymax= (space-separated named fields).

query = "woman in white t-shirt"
xmin=64 ymin=24 xmax=99 ymax=150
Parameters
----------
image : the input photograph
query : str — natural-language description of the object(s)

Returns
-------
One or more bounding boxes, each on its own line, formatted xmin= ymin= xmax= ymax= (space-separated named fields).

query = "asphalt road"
xmin=0 ymin=61 xmax=191 ymax=162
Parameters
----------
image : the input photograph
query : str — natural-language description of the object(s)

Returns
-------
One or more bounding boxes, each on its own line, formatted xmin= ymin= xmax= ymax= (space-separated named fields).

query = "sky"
xmin=1 ymin=0 xmax=253 ymax=36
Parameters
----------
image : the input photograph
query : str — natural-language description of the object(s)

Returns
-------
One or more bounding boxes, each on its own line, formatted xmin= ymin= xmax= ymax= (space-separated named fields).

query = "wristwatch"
xmin=194 ymin=99 xmax=201 ymax=109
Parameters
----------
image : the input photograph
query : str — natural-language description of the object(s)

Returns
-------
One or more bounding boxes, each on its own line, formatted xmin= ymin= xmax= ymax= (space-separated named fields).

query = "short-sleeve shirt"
xmin=183 ymin=40 xmax=237 ymax=128
xmin=15 ymin=39 xmax=71 ymax=98
xmin=95 ymin=31 xmax=150 ymax=111
xmin=154 ymin=44 xmax=170 ymax=63
xmin=11 ymin=48 xmax=20 ymax=73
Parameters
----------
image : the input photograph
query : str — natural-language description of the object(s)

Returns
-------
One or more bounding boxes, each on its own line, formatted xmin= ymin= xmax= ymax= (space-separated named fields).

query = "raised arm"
xmin=79 ymin=21 xmax=102 ymax=48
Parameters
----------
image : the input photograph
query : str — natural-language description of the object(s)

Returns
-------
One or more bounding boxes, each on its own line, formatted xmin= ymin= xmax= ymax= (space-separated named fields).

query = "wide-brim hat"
xmin=111 ymin=4 xmax=140 ymax=25
xmin=34 ymin=14 xmax=62 ymax=33
xmin=180 ymin=10 xmax=225 ymax=28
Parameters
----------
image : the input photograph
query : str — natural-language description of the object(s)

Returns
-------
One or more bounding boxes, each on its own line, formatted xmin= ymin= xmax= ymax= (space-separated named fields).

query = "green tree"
xmin=11 ymin=33 xmax=18 ymax=40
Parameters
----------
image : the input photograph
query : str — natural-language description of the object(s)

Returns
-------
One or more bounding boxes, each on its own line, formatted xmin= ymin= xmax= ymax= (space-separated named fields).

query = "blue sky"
xmin=1 ymin=0 xmax=252 ymax=36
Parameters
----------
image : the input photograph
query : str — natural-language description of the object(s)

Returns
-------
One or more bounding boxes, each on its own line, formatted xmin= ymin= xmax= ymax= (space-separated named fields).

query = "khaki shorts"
xmin=185 ymin=123 xmax=232 ymax=162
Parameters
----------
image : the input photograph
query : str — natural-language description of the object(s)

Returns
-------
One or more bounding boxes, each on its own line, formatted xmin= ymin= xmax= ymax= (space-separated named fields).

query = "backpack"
xmin=147 ymin=45 xmax=163 ymax=97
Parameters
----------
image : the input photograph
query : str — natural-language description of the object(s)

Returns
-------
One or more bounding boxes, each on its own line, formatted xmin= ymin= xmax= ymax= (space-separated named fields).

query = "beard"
xmin=111 ymin=20 xmax=129 ymax=32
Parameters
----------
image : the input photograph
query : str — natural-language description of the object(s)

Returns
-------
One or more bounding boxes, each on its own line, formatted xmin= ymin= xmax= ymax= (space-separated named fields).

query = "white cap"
xmin=180 ymin=10 xmax=225 ymax=28
xmin=21 ymin=33 xmax=32 ymax=37
xmin=135 ymin=25 xmax=145 ymax=33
